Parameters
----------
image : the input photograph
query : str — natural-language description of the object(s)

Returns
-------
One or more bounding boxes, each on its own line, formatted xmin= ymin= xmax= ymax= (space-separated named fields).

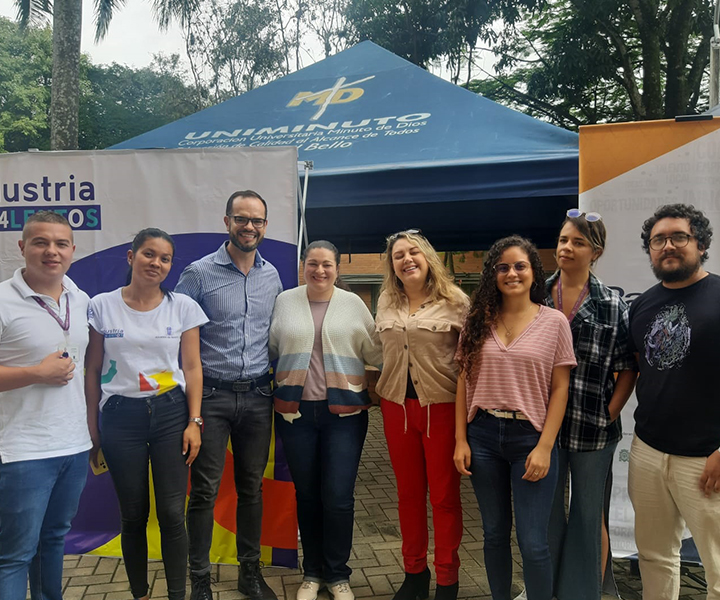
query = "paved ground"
xmin=56 ymin=408 xmax=708 ymax=600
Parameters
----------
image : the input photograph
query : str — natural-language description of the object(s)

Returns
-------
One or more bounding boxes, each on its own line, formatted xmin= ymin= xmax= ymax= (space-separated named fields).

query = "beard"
xmin=651 ymin=253 xmax=701 ymax=283
xmin=229 ymin=230 xmax=263 ymax=253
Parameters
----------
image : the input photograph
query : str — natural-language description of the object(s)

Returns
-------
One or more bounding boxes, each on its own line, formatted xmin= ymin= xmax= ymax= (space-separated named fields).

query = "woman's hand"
xmin=89 ymin=429 xmax=102 ymax=469
xmin=522 ymin=444 xmax=552 ymax=482
xmin=453 ymin=439 xmax=472 ymax=476
xmin=183 ymin=423 xmax=202 ymax=466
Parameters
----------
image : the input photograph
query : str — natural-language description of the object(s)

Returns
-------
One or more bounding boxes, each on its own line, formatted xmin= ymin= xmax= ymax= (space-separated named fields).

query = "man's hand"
xmin=699 ymin=450 xmax=720 ymax=498
xmin=36 ymin=351 xmax=75 ymax=386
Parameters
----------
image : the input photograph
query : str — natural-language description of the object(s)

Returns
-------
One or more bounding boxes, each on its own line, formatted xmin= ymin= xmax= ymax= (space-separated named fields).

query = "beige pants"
xmin=628 ymin=434 xmax=720 ymax=600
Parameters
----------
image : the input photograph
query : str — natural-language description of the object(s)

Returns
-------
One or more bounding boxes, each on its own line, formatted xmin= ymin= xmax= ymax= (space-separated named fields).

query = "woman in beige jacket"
xmin=375 ymin=230 xmax=468 ymax=600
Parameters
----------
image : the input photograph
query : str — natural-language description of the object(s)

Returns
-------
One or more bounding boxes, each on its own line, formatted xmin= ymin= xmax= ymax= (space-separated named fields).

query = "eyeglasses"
xmin=648 ymin=232 xmax=694 ymax=251
xmin=493 ymin=261 xmax=531 ymax=274
xmin=229 ymin=215 xmax=267 ymax=228
xmin=388 ymin=228 xmax=423 ymax=242
xmin=567 ymin=208 xmax=602 ymax=222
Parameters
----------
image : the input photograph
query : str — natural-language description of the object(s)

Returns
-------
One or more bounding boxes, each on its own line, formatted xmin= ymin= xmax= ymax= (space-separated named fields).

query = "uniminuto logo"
xmin=286 ymin=76 xmax=376 ymax=121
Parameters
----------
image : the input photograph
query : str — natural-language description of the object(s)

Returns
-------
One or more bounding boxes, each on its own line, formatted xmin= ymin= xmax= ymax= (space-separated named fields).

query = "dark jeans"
xmin=276 ymin=401 xmax=368 ymax=584
xmin=467 ymin=412 xmax=558 ymax=600
xmin=101 ymin=387 xmax=190 ymax=600
xmin=187 ymin=384 xmax=273 ymax=574
xmin=0 ymin=451 xmax=88 ymax=600
xmin=548 ymin=443 xmax=618 ymax=600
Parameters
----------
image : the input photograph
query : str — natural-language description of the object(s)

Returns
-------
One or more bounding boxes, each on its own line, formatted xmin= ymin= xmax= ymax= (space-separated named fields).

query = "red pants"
xmin=381 ymin=399 xmax=462 ymax=585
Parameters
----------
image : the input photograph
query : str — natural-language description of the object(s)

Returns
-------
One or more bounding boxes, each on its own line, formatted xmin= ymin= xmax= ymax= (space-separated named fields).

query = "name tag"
xmin=58 ymin=345 xmax=81 ymax=364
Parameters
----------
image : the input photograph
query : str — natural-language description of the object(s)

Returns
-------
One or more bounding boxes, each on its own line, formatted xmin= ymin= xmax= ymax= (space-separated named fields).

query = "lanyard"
xmin=34 ymin=295 xmax=70 ymax=333
xmin=557 ymin=277 xmax=589 ymax=323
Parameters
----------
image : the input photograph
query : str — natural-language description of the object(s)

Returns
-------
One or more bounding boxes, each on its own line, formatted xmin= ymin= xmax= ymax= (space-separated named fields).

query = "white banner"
xmin=0 ymin=147 xmax=299 ymax=288
xmin=0 ymin=147 xmax=300 ymax=565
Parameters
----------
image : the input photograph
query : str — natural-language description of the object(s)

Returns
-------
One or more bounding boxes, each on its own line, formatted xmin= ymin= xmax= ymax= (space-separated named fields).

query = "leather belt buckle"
xmin=231 ymin=380 xmax=253 ymax=393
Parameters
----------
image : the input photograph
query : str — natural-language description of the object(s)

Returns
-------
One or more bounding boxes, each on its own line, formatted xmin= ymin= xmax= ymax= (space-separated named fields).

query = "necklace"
xmin=498 ymin=314 xmax=514 ymax=339
xmin=498 ymin=305 xmax=538 ymax=341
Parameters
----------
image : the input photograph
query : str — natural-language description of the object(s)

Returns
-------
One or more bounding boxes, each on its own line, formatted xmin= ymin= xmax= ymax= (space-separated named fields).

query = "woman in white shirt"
xmin=85 ymin=228 xmax=208 ymax=600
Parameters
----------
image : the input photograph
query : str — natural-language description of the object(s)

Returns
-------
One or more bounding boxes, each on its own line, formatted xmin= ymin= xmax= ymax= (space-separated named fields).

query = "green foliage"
xmin=467 ymin=0 xmax=715 ymax=128
xmin=342 ymin=0 xmax=540 ymax=78
xmin=79 ymin=54 xmax=206 ymax=149
xmin=13 ymin=0 xmax=200 ymax=148
xmin=185 ymin=0 xmax=290 ymax=102
xmin=0 ymin=17 xmax=52 ymax=152
xmin=0 ymin=17 xmax=203 ymax=152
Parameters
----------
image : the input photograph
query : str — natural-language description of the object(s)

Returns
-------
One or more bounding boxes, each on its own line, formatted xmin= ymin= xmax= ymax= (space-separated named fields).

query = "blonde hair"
xmin=380 ymin=231 xmax=466 ymax=308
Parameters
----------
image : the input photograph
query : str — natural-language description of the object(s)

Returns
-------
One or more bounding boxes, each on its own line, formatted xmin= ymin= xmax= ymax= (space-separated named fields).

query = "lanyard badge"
xmin=34 ymin=295 xmax=79 ymax=362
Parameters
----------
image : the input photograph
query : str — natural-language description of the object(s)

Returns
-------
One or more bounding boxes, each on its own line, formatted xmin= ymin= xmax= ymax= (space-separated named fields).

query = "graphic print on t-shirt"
xmin=138 ymin=371 xmax=176 ymax=395
xmin=101 ymin=360 xmax=118 ymax=384
xmin=644 ymin=303 xmax=691 ymax=370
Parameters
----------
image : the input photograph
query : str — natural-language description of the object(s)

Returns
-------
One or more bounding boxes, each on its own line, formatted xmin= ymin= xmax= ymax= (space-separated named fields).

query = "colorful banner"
xmin=579 ymin=117 xmax=720 ymax=558
xmin=0 ymin=148 xmax=299 ymax=567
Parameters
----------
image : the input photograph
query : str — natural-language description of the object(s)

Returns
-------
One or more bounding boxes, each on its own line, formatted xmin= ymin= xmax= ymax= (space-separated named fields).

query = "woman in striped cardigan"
xmin=269 ymin=240 xmax=382 ymax=600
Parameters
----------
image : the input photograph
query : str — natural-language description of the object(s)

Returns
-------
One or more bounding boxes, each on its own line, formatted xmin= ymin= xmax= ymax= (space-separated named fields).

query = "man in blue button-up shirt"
xmin=176 ymin=191 xmax=283 ymax=600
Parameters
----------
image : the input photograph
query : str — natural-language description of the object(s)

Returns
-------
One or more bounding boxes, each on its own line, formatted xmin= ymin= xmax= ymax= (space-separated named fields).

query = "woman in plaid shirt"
xmin=546 ymin=212 xmax=637 ymax=600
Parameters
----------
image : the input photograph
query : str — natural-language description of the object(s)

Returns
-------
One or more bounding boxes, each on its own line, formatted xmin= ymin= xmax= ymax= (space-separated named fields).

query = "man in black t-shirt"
xmin=628 ymin=203 xmax=720 ymax=600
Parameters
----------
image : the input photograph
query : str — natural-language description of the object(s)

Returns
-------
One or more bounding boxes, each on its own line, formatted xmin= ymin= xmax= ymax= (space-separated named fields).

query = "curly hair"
xmin=641 ymin=204 xmax=712 ymax=263
xmin=380 ymin=230 xmax=466 ymax=307
xmin=457 ymin=235 xmax=546 ymax=377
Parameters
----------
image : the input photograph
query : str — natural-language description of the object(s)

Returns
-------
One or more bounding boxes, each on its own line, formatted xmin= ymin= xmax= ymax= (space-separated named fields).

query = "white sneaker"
xmin=329 ymin=581 xmax=354 ymax=600
xmin=297 ymin=580 xmax=321 ymax=600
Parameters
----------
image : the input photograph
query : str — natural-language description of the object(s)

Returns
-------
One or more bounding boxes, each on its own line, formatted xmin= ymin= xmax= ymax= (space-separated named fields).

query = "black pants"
xmin=102 ymin=387 xmax=189 ymax=600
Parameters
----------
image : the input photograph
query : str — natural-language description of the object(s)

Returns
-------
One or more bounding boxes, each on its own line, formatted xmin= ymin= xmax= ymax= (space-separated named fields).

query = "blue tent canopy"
xmin=113 ymin=41 xmax=578 ymax=252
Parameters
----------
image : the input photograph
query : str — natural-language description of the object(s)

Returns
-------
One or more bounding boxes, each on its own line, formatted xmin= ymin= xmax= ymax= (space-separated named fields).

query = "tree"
xmin=13 ymin=0 xmax=199 ymax=150
xmin=0 ymin=17 xmax=202 ymax=152
xmin=467 ymin=0 xmax=715 ymax=127
xmin=0 ymin=17 xmax=52 ymax=152
xmin=79 ymin=54 xmax=206 ymax=149
xmin=184 ymin=0 xmax=292 ymax=102
xmin=306 ymin=0 xmax=351 ymax=58
xmin=342 ymin=0 xmax=537 ymax=82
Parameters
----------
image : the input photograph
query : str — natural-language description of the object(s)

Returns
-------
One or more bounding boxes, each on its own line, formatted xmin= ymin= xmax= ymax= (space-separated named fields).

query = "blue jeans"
xmin=101 ymin=387 xmax=190 ymax=600
xmin=548 ymin=443 xmax=617 ymax=600
xmin=187 ymin=384 xmax=273 ymax=574
xmin=276 ymin=401 xmax=368 ymax=584
xmin=467 ymin=412 xmax=557 ymax=600
xmin=0 ymin=450 xmax=89 ymax=600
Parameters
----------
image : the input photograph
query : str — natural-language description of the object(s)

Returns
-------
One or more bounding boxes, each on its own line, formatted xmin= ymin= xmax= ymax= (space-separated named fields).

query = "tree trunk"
xmin=627 ymin=0 xmax=664 ymax=119
xmin=663 ymin=0 xmax=694 ymax=117
xmin=51 ymin=0 xmax=82 ymax=150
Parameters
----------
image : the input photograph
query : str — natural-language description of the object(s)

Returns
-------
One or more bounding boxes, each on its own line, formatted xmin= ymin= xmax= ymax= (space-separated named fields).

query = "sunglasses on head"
xmin=388 ymin=228 xmax=423 ymax=242
xmin=567 ymin=208 xmax=602 ymax=222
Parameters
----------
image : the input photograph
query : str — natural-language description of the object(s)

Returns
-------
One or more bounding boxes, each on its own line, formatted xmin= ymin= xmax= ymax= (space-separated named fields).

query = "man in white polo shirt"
xmin=0 ymin=211 xmax=92 ymax=600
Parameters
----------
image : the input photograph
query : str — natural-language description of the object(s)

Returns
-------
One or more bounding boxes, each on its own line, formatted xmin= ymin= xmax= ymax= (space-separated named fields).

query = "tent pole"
xmin=297 ymin=160 xmax=313 ymax=270
xmin=711 ymin=0 xmax=720 ymax=109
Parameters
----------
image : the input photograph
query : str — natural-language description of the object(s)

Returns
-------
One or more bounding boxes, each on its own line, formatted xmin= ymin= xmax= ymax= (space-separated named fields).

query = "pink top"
xmin=464 ymin=304 xmax=576 ymax=432
xmin=301 ymin=301 xmax=330 ymax=401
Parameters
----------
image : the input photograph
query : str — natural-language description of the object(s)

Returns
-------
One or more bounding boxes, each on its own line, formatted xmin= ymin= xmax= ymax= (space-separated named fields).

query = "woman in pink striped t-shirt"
xmin=454 ymin=235 xmax=575 ymax=600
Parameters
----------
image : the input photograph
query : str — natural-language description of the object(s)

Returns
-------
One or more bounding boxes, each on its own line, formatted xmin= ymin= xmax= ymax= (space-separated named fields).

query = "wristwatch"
xmin=188 ymin=417 xmax=204 ymax=431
